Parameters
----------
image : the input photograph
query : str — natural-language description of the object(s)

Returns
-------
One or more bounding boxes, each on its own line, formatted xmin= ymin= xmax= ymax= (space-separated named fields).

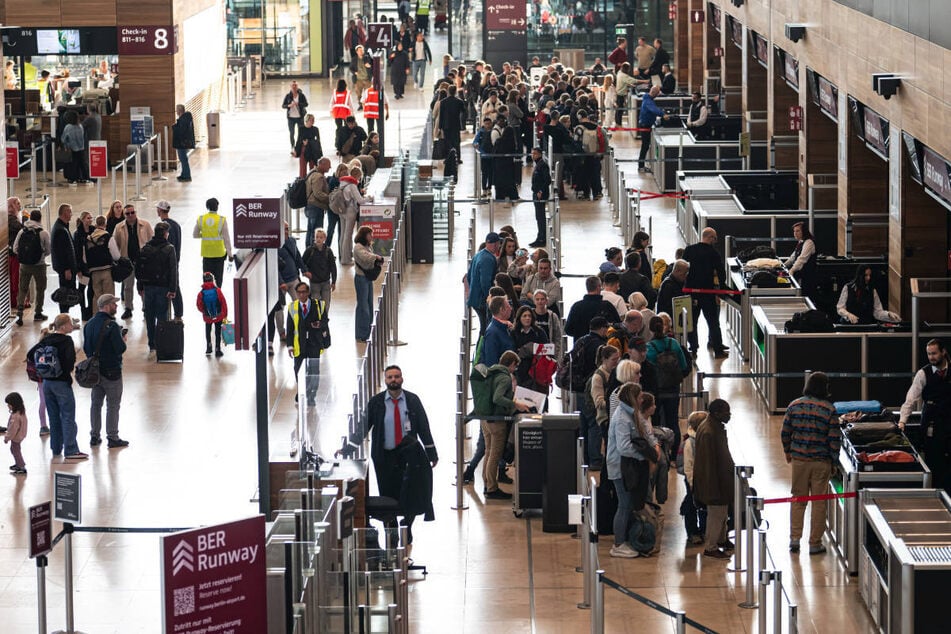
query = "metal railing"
xmin=110 ymin=150 xmax=138 ymax=207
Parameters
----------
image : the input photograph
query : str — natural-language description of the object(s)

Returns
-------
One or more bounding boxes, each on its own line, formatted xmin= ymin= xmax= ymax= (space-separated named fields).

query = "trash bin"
xmin=513 ymin=413 xmax=580 ymax=532
xmin=207 ymin=111 xmax=221 ymax=148
xmin=408 ymin=192 xmax=434 ymax=263
xmin=125 ymin=143 xmax=153 ymax=174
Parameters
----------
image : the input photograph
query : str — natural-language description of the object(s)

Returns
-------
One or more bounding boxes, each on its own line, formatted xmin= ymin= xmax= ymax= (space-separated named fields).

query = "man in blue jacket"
xmin=482 ymin=295 xmax=514 ymax=367
xmin=637 ymin=85 xmax=668 ymax=172
xmin=83 ymin=294 xmax=129 ymax=448
xmin=466 ymin=232 xmax=501 ymax=335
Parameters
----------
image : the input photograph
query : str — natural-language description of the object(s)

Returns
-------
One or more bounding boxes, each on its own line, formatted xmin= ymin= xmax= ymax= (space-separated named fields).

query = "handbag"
xmin=56 ymin=146 xmax=72 ymax=164
xmin=75 ymin=321 xmax=111 ymax=388
xmin=51 ymin=286 xmax=82 ymax=308
xmin=221 ymin=320 xmax=235 ymax=346
xmin=358 ymin=260 xmax=383 ymax=281
xmin=432 ymin=138 xmax=447 ymax=160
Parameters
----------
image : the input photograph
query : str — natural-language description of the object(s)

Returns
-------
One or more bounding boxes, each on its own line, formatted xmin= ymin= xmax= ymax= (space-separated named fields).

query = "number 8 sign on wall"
xmin=118 ymin=25 xmax=176 ymax=55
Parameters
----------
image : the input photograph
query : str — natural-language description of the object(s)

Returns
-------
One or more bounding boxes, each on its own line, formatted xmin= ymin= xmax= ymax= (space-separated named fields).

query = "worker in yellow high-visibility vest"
xmin=192 ymin=197 xmax=233 ymax=287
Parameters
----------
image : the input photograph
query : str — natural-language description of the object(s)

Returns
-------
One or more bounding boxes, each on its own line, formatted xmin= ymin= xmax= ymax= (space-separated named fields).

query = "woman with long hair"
xmin=510 ymin=305 xmax=550 ymax=391
xmin=106 ymin=200 xmax=124 ymax=235
xmin=584 ymin=344 xmax=620 ymax=470
xmin=627 ymin=231 xmax=652 ymax=278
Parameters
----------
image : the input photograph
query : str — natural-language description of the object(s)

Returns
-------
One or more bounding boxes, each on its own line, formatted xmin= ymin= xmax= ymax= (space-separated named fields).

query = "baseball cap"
xmin=97 ymin=293 xmax=119 ymax=309
xmin=156 ymin=200 xmax=170 ymax=211
xmin=485 ymin=232 xmax=501 ymax=244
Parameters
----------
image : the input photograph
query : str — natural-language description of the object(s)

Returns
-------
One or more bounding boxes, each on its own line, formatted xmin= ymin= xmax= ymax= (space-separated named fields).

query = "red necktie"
xmin=302 ymin=301 xmax=308 ymax=317
xmin=392 ymin=398 xmax=403 ymax=444
xmin=939 ymin=368 xmax=947 ymax=379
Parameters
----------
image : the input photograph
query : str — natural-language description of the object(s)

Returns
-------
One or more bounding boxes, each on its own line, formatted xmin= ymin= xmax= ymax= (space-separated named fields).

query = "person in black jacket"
xmin=620 ymin=251 xmax=657 ymax=307
xmin=656 ymin=259 xmax=688 ymax=319
xmin=72 ymin=210 xmax=94 ymax=321
xmin=51 ymin=204 xmax=78 ymax=316
xmin=529 ymin=147 xmax=551 ymax=247
xmin=285 ymin=281 xmax=330 ymax=405
xmin=293 ymin=114 xmax=323 ymax=176
xmin=268 ymin=224 xmax=306 ymax=353
xmin=83 ymin=294 xmax=129 ymax=448
xmin=171 ymin=104 xmax=195 ymax=182
xmin=438 ymin=85 xmax=466 ymax=160
xmin=281 ymin=81 xmax=309 ymax=149
xmin=27 ymin=314 xmax=86 ymax=460
xmin=156 ymin=200 xmax=184 ymax=319
xmin=335 ymin=116 xmax=368 ymax=161
xmin=302 ymin=228 xmax=338 ymax=308
xmin=356 ymin=365 xmax=438 ymax=546
xmin=136 ymin=222 xmax=179 ymax=358
xmin=682 ymin=228 xmax=728 ymax=357
xmin=564 ymin=276 xmax=621 ymax=341
xmin=389 ymin=42 xmax=411 ymax=99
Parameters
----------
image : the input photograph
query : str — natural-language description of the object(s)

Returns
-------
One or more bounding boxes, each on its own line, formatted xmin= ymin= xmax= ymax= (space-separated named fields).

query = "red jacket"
xmin=607 ymin=46 xmax=627 ymax=69
xmin=196 ymin=282 xmax=228 ymax=324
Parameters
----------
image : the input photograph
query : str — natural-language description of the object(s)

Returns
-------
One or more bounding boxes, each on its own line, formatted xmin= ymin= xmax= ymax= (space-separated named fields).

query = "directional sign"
xmin=54 ymin=472 xmax=82 ymax=523
xmin=367 ymin=23 xmax=394 ymax=50
xmin=118 ymin=25 xmax=174 ymax=55
xmin=690 ymin=10 xmax=705 ymax=23
xmin=233 ymin=197 xmax=282 ymax=249
xmin=29 ymin=502 xmax=52 ymax=559
xmin=161 ymin=516 xmax=266 ymax=634
xmin=6 ymin=145 xmax=19 ymax=179
xmin=485 ymin=0 xmax=526 ymax=30
xmin=88 ymin=141 xmax=108 ymax=180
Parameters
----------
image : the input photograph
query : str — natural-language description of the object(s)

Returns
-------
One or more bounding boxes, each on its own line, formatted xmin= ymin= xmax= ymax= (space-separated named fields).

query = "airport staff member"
xmin=192 ymin=197 xmax=234 ymax=288
xmin=900 ymin=338 xmax=951 ymax=493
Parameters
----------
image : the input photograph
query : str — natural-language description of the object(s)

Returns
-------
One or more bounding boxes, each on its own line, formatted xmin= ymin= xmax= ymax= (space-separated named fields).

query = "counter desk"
xmin=723 ymin=258 xmax=803 ymax=361
xmin=651 ymin=127 xmax=767 ymax=193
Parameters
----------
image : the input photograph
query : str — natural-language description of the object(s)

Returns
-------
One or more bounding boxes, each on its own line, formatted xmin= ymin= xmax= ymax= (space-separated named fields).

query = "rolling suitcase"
xmin=155 ymin=301 xmax=184 ymax=363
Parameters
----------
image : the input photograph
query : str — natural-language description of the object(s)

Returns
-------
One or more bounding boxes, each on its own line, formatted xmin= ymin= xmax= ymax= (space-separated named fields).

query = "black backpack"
xmin=654 ymin=338 xmax=684 ymax=390
xmin=16 ymin=226 xmax=43 ymax=265
xmin=785 ymin=309 xmax=834 ymax=333
xmin=134 ymin=244 xmax=167 ymax=286
xmin=555 ymin=334 xmax=597 ymax=392
xmin=736 ymin=245 xmax=777 ymax=262
xmin=288 ymin=176 xmax=308 ymax=209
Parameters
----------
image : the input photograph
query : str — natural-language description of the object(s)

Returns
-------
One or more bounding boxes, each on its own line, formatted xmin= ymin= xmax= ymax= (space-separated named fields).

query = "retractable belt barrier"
xmin=599 ymin=576 xmax=719 ymax=634
xmin=762 ymin=492 xmax=857 ymax=505
xmin=681 ymin=287 xmax=744 ymax=296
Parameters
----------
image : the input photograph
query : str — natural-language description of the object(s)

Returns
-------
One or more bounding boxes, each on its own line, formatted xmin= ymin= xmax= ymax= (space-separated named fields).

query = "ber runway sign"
xmin=161 ymin=515 xmax=266 ymax=634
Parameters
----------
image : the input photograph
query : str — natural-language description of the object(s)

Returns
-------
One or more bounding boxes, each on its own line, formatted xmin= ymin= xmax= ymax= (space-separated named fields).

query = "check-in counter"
xmin=651 ymin=127 xmax=768 ymax=193
xmin=859 ymin=489 xmax=951 ymax=632
xmin=828 ymin=426 xmax=931 ymax=577
xmin=750 ymin=306 xmax=951 ymax=413
xmin=723 ymin=259 xmax=803 ymax=361
xmin=676 ymin=172 xmax=734 ymax=243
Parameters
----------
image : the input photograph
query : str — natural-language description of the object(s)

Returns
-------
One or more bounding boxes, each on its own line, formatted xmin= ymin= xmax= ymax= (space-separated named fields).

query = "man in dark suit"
xmin=683 ymin=227 xmax=728 ymax=357
xmin=285 ymin=281 xmax=329 ymax=405
xmin=361 ymin=365 xmax=438 ymax=546
xmin=564 ymin=276 xmax=621 ymax=341
xmin=619 ymin=251 xmax=657 ymax=306
xmin=439 ymin=85 xmax=467 ymax=161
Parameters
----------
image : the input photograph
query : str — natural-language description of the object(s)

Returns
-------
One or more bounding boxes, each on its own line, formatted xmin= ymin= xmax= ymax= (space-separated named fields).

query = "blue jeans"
xmin=143 ymin=286 xmax=169 ymax=349
xmin=326 ymin=212 xmax=339 ymax=248
xmin=612 ymin=478 xmax=635 ymax=546
xmin=304 ymin=205 xmax=325 ymax=247
xmin=176 ymin=148 xmax=191 ymax=180
xmin=354 ymin=274 xmax=374 ymax=340
xmin=412 ymin=60 xmax=427 ymax=88
xmin=44 ymin=379 xmax=79 ymax=456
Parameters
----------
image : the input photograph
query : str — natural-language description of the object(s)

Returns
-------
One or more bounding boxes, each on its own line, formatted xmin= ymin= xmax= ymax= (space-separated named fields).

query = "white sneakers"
xmin=610 ymin=543 xmax=640 ymax=558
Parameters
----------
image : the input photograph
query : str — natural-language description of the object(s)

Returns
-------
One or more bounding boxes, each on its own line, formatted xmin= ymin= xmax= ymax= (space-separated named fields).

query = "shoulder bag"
xmin=75 ymin=322 xmax=111 ymax=388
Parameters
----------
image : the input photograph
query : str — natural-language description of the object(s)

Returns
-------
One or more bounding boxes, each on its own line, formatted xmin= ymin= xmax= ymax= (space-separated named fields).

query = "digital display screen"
xmin=36 ymin=29 xmax=80 ymax=54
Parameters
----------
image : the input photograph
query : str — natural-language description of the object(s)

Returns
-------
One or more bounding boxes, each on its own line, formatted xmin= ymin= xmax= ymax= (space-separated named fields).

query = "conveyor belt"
xmin=909 ymin=546 xmax=951 ymax=563
xmin=692 ymin=198 xmax=743 ymax=215
xmin=680 ymin=176 xmax=730 ymax=193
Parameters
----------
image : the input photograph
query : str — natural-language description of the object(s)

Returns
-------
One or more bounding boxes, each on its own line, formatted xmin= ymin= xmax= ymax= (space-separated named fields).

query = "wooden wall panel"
xmin=116 ymin=0 xmax=171 ymax=26
xmin=5 ymin=0 xmax=61 ymax=26
xmin=61 ymin=0 xmax=116 ymax=25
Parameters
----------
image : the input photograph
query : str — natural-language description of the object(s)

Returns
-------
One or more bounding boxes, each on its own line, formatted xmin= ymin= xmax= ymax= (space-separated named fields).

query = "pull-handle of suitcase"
xmin=167 ymin=298 xmax=173 ymax=321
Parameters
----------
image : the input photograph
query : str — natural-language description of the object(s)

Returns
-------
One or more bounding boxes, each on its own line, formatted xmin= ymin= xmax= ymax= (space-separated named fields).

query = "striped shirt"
xmin=781 ymin=396 xmax=841 ymax=461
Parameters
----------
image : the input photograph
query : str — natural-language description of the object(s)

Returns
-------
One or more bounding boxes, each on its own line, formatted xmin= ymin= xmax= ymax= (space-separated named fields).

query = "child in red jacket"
xmin=196 ymin=272 xmax=228 ymax=357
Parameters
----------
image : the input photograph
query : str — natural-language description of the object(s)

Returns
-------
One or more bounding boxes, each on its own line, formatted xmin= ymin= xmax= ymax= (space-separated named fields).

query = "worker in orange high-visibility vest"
xmin=329 ymin=79 xmax=356 ymax=128
xmin=361 ymin=86 xmax=390 ymax=134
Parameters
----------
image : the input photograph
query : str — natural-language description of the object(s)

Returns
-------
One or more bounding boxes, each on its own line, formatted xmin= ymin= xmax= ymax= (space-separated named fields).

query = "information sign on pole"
xmin=54 ymin=472 xmax=82 ymax=523
xmin=366 ymin=23 xmax=394 ymax=50
xmin=29 ymin=502 xmax=52 ymax=559
xmin=6 ymin=145 xmax=19 ymax=179
xmin=233 ymin=197 xmax=283 ymax=248
xmin=739 ymin=131 xmax=751 ymax=157
xmin=672 ymin=295 xmax=694 ymax=334
xmin=88 ymin=141 xmax=108 ymax=180
xmin=161 ymin=515 xmax=266 ymax=634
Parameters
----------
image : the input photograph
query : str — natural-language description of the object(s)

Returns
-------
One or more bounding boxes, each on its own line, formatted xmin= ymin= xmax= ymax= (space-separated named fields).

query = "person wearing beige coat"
xmin=111 ymin=205 xmax=154 ymax=317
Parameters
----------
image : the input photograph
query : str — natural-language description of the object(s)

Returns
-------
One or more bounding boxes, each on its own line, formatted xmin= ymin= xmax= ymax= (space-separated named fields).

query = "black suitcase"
xmin=155 ymin=302 xmax=184 ymax=363
xmin=596 ymin=477 xmax=618 ymax=536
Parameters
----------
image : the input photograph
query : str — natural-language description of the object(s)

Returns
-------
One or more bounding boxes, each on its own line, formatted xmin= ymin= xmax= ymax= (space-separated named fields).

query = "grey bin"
xmin=207 ymin=111 xmax=221 ymax=148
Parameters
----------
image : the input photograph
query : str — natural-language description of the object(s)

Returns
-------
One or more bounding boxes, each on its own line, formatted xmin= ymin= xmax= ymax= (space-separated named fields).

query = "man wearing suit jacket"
xmin=286 ymin=281 xmax=329 ymax=405
xmin=361 ymin=365 xmax=438 ymax=545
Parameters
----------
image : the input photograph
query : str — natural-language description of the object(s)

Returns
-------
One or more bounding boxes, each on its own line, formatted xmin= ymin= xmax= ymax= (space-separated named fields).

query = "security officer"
xmin=192 ymin=197 xmax=233 ymax=288
xmin=415 ymin=0 xmax=431 ymax=33
xmin=285 ymin=281 xmax=329 ymax=406
xmin=362 ymin=84 xmax=389 ymax=134
xmin=900 ymin=339 xmax=951 ymax=493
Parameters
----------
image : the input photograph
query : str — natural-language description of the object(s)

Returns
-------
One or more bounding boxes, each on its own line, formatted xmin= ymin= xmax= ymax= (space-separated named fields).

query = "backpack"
xmin=736 ymin=245 xmax=777 ymax=263
xmin=578 ymin=126 xmax=599 ymax=153
xmin=582 ymin=368 xmax=609 ymax=421
xmin=784 ymin=309 xmax=834 ymax=333
xmin=33 ymin=344 xmax=62 ymax=379
xmin=16 ymin=226 xmax=43 ymax=265
xmin=328 ymin=188 xmax=347 ymax=216
xmin=627 ymin=507 xmax=659 ymax=554
xmin=654 ymin=338 xmax=684 ymax=390
xmin=651 ymin=258 xmax=667 ymax=288
xmin=134 ymin=244 xmax=166 ymax=286
xmin=111 ymin=256 xmax=133 ymax=283
xmin=201 ymin=287 xmax=221 ymax=319
xmin=554 ymin=334 xmax=597 ymax=392
xmin=288 ymin=176 xmax=308 ymax=209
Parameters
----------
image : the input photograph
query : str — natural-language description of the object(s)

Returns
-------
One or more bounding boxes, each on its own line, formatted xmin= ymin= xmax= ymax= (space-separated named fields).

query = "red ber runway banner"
xmin=88 ymin=141 xmax=108 ymax=180
xmin=161 ymin=515 xmax=266 ymax=634
xmin=6 ymin=146 xmax=19 ymax=179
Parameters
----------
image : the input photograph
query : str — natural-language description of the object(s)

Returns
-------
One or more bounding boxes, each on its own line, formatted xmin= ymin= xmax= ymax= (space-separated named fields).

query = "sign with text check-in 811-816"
xmin=233 ymin=198 xmax=282 ymax=249
xmin=161 ymin=515 xmax=266 ymax=634
xmin=54 ymin=472 xmax=82 ymax=523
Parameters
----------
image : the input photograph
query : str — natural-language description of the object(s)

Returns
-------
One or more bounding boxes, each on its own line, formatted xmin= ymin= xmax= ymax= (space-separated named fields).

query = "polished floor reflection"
xmin=0 ymin=63 xmax=877 ymax=634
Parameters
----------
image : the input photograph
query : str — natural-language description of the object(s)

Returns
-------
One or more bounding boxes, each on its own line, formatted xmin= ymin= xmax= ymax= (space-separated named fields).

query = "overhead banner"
xmin=483 ymin=0 xmax=526 ymax=72
xmin=161 ymin=515 xmax=266 ymax=634
xmin=863 ymin=107 xmax=889 ymax=160
xmin=923 ymin=147 xmax=951 ymax=210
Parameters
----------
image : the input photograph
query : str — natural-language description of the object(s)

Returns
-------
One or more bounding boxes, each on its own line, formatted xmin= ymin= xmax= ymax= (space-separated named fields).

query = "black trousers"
xmin=533 ymin=200 xmax=547 ymax=241
xmin=57 ymin=272 xmax=76 ymax=314
xmin=686 ymin=294 xmax=723 ymax=351
xmin=203 ymin=256 xmax=226 ymax=289
xmin=287 ymin=117 xmax=302 ymax=148
xmin=638 ymin=129 xmax=652 ymax=169
xmin=923 ymin=424 xmax=951 ymax=494
xmin=376 ymin=448 xmax=418 ymax=543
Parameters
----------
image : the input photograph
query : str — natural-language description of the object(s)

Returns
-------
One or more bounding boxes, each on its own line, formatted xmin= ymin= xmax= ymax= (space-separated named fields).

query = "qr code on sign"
xmin=173 ymin=586 xmax=195 ymax=616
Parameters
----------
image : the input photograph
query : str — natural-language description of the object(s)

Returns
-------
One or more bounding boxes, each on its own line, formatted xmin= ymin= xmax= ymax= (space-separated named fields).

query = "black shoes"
xmin=206 ymin=344 xmax=212 ymax=355
xmin=177 ymin=176 xmax=192 ymax=182
xmin=89 ymin=436 xmax=102 ymax=446
xmin=121 ymin=309 xmax=133 ymax=319
xmin=108 ymin=438 xmax=129 ymax=448
xmin=34 ymin=312 xmax=47 ymax=322
xmin=703 ymin=548 xmax=730 ymax=559
xmin=485 ymin=489 xmax=512 ymax=500
xmin=461 ymin=469 xmax=474 ymax=485
xmin=529 ymin=240 xmax=545 ymax=248
xmin=215 ymin=348 xmax=223 ymax=357
xmin=497 ymin=470 xmax=513 ymax=485
xmin=15 ymin=315 xmax=22 ymax=326
xmin=718 ymin=540 xmax=735 ymax=551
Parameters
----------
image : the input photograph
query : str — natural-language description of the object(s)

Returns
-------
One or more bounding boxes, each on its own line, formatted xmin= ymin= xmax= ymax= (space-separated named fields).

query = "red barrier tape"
xmin=762 ymin=492 xmax=858 ymax=505
xmin=681 ymin=287 xmax=744 ymax=296
xmin=607 ymin=126 xmax=653 ymax=132
xmin=627 ymin=188 xmax=689 ymax=201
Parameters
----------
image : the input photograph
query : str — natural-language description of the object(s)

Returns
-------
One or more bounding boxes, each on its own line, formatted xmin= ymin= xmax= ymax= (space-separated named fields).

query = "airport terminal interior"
xmin=2 ymin=0 xmax=951 ymax=632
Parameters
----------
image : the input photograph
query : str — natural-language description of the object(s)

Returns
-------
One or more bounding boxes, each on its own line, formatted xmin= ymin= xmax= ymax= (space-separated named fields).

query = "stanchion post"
xmin=488 ymin=197 xmax=495 ymax=232
xmin=452 ymin=413 xmax=468 ymax=510
xmin=36 ymin=555 xmax=49 ymax=634
xmin=591 ymin=570 xmax=604 ymax=634
xmin=788 ymin=603 xmax=798 ymax=634
xmin=772 ymin=571 xmax=783 ymax=634
xmin=729 ymin=465 xmax=752 ymax=572
xmin=758 ymin=571 xmax=770 ymax=634
xmin=164 ymin=126 xmax=171 ymax=176
xmin=578 ymin=495 xmax=591 ymax=608
xmin=132 ymin=147 xmax=147 ymax=201
xmin=40 ymin=139 xmax=51 ymax=183
xmin=122 ymin=156 xmax=128 ymax=203
xmin=153 ymin=132 xmax=168 ymax=181
xmin=674 ymin=611 xmax=686 ymax=634
xmin=473 ymin=154 xmax=481 ymax=199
